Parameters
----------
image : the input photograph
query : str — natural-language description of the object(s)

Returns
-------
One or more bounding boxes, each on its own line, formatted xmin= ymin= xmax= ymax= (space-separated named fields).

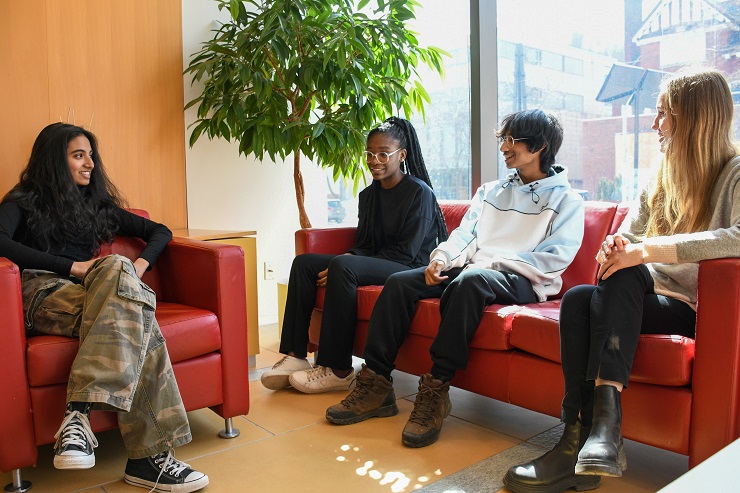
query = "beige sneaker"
xmin=261 ymin=355 xmax=312 ymax=390
xmin=326 ymin=364 xmax=398 ymax=425
xmin=401 ymin=374 xmax=452 ymax=447
xmin=289 ymin=365 xmax=355 ymax=394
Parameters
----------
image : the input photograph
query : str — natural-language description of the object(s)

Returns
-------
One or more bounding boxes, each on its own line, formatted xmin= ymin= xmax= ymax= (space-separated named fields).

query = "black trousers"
xmin=279 ymin=253 xmax=411 ymax=369
xmin=559 ymin=264 xmax=696 ymax=425
xmin=363 ymin=266 xmax=537 ymax=381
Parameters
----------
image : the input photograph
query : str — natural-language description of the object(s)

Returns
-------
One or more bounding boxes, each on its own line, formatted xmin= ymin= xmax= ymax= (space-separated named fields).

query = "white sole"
xmin=54 ymin=454 xmax=95 ymax=469
xmin=124 ymin=473 xmax=209 ymax=493
xmin=260 ymin=373 xmax=292 ymax=390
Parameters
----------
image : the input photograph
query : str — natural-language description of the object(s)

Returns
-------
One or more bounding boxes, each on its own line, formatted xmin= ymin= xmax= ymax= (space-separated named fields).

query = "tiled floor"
xmin=2 ymin=324 xmax=689 ymax=493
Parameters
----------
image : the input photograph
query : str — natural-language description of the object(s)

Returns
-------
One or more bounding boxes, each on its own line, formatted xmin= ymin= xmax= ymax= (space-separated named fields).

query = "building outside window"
xmin=328 ymin=0 xmax=739 ymax=227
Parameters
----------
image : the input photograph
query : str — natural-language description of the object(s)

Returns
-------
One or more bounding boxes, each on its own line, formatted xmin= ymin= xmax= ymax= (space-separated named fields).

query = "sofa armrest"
xmin=0 ymin=258 xmax=37 ymax=472
xmin=295 ymin=227 xmax=357 ymax=255
xmin=690 ymin=257 xmax=740 ymax=467
xmin=154 ymin=238 xmax=249 ymax=418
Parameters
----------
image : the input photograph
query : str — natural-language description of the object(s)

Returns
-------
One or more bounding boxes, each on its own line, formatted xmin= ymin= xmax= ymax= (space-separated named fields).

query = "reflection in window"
xmin=497 ymin=0 xmax=740 ymax=201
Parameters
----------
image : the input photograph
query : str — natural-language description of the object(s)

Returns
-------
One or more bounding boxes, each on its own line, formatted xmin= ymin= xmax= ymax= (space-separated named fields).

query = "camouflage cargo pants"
xmin=22 ymin=254 xmax=191 ymax=458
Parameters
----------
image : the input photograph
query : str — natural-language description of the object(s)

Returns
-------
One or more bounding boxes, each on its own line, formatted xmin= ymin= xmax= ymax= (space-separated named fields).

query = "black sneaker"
xmin=124 ymin=451 xmax=209 ymax=492
xmin=53 ymin=410 xmax=98 ymax=469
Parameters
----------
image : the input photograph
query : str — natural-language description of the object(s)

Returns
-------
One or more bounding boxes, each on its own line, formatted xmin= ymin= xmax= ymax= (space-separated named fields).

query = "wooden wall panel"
xmin=0 ymin=0 xmax=187 ymax=229
xmin=0 ymin=0 xmax=50 ymax=194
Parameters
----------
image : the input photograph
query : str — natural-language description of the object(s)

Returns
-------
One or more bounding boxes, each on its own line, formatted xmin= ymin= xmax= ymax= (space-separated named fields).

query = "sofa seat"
xmin=509 ymin=303 xmax=695 ymax=386
xmin=26 ymin=302 xmax=222 ymax=388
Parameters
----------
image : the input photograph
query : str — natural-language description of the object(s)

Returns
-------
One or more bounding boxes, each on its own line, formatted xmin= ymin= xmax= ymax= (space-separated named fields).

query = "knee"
xmin=327 ymin=255 xmax=356 ymax=279
xmin=91 ymin=254 xmax=130 ymax=274
xmin=562 ymin=284 xmax=594 ymax=307
xmin=448 ymin=269 xmax=488 ymax=292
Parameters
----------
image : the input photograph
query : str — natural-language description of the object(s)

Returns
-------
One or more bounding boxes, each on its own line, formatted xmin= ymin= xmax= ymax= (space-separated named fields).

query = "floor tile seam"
xmin=414 ymin=438 xmax=552 ymax=493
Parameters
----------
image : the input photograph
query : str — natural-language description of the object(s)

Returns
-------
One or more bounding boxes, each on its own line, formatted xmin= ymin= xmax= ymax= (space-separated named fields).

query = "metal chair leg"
xmin=4 ymin=469 xmax=31 ymax=492
xmin=218 ymin=417 xmax=240 ymax=438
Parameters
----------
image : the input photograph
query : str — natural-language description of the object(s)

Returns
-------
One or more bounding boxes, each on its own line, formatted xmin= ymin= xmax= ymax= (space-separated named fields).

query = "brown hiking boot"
xmin=402 ymin=374 xmax=451 ymax=447
xmin=325 ymin=364 xmax=398 ymax=425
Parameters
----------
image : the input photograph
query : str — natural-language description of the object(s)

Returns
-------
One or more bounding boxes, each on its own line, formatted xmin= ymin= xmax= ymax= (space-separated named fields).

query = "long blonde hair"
xmin=646 ymin=68 xmax=737 ymax=237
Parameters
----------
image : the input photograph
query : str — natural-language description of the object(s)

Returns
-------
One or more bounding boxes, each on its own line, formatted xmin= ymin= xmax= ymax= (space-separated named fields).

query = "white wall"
xmin=181 ymin=0 xmax=331 ymax=325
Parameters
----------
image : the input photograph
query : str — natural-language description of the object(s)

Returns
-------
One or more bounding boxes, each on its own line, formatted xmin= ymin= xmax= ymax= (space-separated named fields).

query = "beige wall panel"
xmin=1 ymin=0 xmax=187 ymax=228
xmin=0 ymin=0 xmax=50 ymax=196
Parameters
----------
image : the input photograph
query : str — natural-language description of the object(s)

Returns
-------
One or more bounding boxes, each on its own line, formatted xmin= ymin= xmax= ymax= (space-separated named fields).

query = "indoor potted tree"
xmin=185 ymin=0 xmax=446 ymax=227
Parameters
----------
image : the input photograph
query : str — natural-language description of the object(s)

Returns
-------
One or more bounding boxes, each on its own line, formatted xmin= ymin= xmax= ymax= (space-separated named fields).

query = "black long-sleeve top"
xmin=348 ymin=174 xmax=438 ymax=268
xmin=0 ymin=199 xmax=172 ymax=275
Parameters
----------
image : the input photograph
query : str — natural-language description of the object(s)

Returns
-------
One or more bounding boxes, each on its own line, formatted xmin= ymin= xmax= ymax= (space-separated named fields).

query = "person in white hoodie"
xmin=325 ymin=109 xmax=585 ymax=447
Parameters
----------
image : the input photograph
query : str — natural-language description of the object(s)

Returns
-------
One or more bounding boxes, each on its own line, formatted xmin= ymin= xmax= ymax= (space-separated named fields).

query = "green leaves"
xmin=184 ymin=0 xmax=447 ymax=186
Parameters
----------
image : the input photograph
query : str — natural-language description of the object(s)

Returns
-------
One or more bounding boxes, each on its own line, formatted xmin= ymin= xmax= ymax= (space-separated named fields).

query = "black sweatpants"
xmin=363 ymin=266 xmax=537 ymax=381
xmin=279 ymin=253 xmax=411 ymax=370
xmin=559 ymin=264 xmax=696 ymax=425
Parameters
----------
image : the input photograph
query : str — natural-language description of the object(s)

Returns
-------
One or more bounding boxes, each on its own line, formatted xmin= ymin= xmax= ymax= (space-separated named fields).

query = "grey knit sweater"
xmin=622 ymin=155 xmax=740 ymax=309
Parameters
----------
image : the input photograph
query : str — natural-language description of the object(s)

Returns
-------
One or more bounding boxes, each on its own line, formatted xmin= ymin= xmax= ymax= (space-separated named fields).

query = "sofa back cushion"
xmin=557 ymin=201 xmax=627 ymax=296
xmin=438 ymin=200 xmax=470 ymax=233
xmin=439 ymin=200 xmax=627 ymax=298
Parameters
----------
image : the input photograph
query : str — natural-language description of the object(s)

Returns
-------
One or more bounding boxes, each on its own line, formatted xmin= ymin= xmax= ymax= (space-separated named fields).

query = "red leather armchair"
xmin=0 ymin=212 xmax=250 ymax=491
xmin=295 ymin=200 xmax=740 ymax=469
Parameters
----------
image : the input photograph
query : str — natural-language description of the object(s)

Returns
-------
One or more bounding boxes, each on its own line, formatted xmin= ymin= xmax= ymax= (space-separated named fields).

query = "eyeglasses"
xmin=363 ymin=148 xmax=404 ymax=164
xmin=497 ymin=135 xmax=528 ymax=148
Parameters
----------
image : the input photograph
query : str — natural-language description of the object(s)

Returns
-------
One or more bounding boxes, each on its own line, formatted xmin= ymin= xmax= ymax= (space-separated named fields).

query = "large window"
xmin=496 ymin=0 xmax=740 ymax=201
xmin=408 ymin=1 xmax=472 ymax=201
xmin=325 ymin=0 xmax=740 ymax=227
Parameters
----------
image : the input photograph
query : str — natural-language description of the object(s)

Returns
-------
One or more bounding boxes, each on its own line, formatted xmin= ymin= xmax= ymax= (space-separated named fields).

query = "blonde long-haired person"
xmin=504 ymin=68 xmax=740 ymax=493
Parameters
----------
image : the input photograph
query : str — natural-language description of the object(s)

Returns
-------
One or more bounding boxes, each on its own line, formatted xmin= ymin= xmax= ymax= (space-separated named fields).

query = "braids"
xmin=369 ymin=117 xmax=449 ymax=242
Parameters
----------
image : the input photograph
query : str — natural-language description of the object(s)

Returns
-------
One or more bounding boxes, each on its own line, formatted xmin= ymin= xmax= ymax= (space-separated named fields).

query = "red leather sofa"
xmin=295 ymin=200 xmax=740 ymax=469
xmin=1 ymin=211 xmax=250 ymax=490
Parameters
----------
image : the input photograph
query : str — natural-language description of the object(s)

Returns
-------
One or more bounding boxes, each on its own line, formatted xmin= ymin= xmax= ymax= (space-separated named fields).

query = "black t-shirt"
xmin=0 ymin=199 xmax=172 ymax=275
xmin=348 ymin=174 xmax=438 ymax=268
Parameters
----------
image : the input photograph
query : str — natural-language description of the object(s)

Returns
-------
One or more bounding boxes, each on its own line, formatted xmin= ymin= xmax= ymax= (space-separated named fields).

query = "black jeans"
xmin=559 ymin=264 xmax=696 ymax=425
xmin=279 ymin=253 xmax=411 ymax=369
xmin=363 ymin=266 xmax=537 ymax=381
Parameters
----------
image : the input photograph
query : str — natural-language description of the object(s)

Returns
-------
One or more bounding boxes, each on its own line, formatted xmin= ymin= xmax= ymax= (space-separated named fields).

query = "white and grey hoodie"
xmin=430 ymin=165 xmax=585 ymax=301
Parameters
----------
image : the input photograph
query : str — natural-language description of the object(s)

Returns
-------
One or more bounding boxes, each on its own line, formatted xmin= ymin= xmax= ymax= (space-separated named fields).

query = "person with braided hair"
xmin=325 ymin=109 xmax=584 ymax=448
xmin=262 ymin=116 xmax=448 ymax=393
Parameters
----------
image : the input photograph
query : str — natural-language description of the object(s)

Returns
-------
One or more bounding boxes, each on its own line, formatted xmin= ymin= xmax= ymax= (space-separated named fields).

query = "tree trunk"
xmin=293 ymin=152 xmax=312 ymax=229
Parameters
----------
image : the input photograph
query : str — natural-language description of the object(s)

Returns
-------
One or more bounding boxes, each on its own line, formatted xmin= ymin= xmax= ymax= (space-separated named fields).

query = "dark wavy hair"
xmin=3 ymin=123 xmax=125 ymax=254
xmin=498 ymin=109 xmax=564 ymax=173
xmin=367 ymin=117 xmax=449 ymax=242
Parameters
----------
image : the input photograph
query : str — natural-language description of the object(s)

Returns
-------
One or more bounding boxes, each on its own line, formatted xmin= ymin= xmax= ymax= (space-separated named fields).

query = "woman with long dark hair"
xmin=0 ymin=123 xmax=208 ymax=492
xmin=262 ymin=116 xmax=448 ymax=394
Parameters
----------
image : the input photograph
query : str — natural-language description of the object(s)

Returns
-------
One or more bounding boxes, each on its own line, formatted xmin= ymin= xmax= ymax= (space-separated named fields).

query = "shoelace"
xmin=408 ymin=386 xmax=442 ymax=425
xmin=154 ymin=451 xmax=189 ymax=477
xmin=272 ymin=355 xmax=291 ymax=369
xmin=54 ymin=411 xmax=99 ymax=451
xmin=145 ymin=450 xmax=190 ymax=493
xmin=305 ymin=365 xmax=333 ymax=382
xmin=340 ymin=373 xmax=373 ymax=407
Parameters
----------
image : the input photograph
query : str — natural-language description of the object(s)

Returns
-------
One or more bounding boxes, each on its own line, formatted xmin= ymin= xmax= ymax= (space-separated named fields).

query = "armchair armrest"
xmin=0 ymin=258 xmax=37 ymax=472
xmin=154 ymin=238 xmax=249 ymax=418
xmin=690 ymin=257 xmax=740 ymax=467
xmin=295 ymin=227 xmax=357 ymax=255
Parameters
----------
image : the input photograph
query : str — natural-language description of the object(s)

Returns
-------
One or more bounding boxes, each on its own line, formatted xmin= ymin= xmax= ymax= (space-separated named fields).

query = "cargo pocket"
xmin=117 ymin=259 xmax=157 ymax=312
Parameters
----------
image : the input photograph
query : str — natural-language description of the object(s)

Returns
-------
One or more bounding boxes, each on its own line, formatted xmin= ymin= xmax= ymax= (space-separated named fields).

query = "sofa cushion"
xmin=409 ymin=299 xmax=522 ymax=350
xmin=26 ymin=302 xmax=221 ymax=387
xmin=509 ymin=304 xmax=695 ymax=386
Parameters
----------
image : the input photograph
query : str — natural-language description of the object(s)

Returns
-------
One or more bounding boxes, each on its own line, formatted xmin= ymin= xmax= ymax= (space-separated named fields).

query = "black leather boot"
xmin=575 ymin=384 xmax=627 ymax=477
xmin=503 ymin=422 xmax=600 ymax=493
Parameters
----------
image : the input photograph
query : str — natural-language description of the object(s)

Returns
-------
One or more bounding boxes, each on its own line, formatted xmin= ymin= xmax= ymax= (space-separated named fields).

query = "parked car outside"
xmin=328 ymin=200 xmax=346 ymax=223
